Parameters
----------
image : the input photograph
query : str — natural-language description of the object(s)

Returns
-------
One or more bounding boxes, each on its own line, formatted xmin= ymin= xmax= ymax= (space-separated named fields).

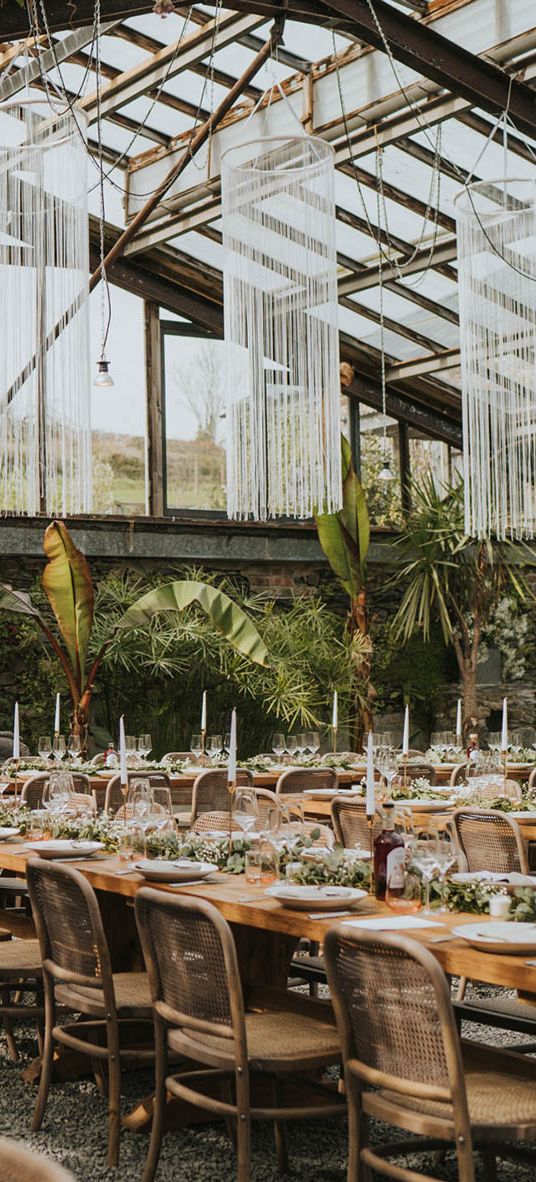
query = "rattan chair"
xmin=135 ymin=889 xmax=344 ymax=1182
xmin=90 ymin=753 xmax=105 ymax=768
xmin=0 ymin=1138 xmax=75 ymax=1182
xmin=190 ymin=768 xmax=254 ymax=831
xmin=331 ymin=797 xmax=382 ymax=849
xmin=275 ymin=767 xmax=338 ymax=795
xmin=104 ymin=771 xmax=172 ymax=815
xmin=161 ymin=752 xmax=192 ymax=762
xmin=26 ymin=858 xmax=154 ymax=1167
xmin=19 ymin=774 xmax=48 ymax=810
xmin=321 ymin=752 xmax=361 ymax=763
xmin=405 ymin=762 xmax=436 ymax=784
xmin=452 ymin=807 xmax=528 ymax=874
xmin=325 ymin=925 xmax=536 ymax=1182
xmin=528 ymin=766 xmax=536 ymax=791
xmin=0 ymin=938 xmax=43 ymax=1061
xmin=450 ymin=762 xmax=468 ymax=787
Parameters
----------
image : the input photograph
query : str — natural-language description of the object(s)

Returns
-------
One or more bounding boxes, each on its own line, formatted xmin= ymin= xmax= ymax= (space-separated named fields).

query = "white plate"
xmin=133 ymin=859 xmax=217 ymax=883
xmin=23 ymin=840 xmax=103 ymax=860
xmin=506 ymin=811 xmax=536 ymax=819
xmin=265 ymin=883 xmax=368 ymax=911
xmin=343 ymin=847 xmax=372 ymax=861
xmin=0 ymin=827 xmax=21 ymax=840
xmin=451 ymin=871 xmax=536 ymax=888
xmin=452 ymin=921 xmax=536 ymax=953
xmin=393 ymin=798 xmax=454 ymax=811
xmin=303 ymin=788 xmax=361 ymax=799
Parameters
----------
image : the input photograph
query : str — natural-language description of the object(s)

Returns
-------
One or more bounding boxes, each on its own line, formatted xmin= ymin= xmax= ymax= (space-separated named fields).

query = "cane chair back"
xmin=19 ymin=774 xmax=48 ymax=810
xmin=70 ymin=773 xmax=92 ymax=793
xmin=162 ymin=752 xmax=193 ymax=762
xmin=331 ymin=798 xmax=382 ymax=849
xmin=191 ymin=769 xmax=253 ymax=824
xmin=90 ymin=753 xmax=105 ymax=768
xmin=0 ymin=1139 xmax=75 ymax=1182
xmin=135 ymin=888 xmax=245 ymax=1055
xmin=529 ymin=766 xmax=536 ymax=791
xmin=104 ymin=771 xmax=171 ymax=814
xmin=191 ymin=787 xmax=278 ymax=835
xmin=68 ymin=792 xmax=97 ymax=816
xmin=26 ymin=858 xmax=114 ymax=997
xmin=275 ymin=768 xmax=338 ymax=795
xmin=452 ymin=807 xmax=528 ymax=874
xmin=450 ymin=763 xmax=468 ymax=787
xmin=321 ymin=752 xmax=361 ymax=763
xmin=324 ymin=926 xmax=474 ymax=1179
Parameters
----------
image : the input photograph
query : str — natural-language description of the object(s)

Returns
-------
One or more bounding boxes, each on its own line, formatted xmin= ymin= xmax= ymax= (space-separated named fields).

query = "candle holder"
xmin=12 ymin=759 xmax=19 ymax=805
xmin=402 ymin=754 xmax=408 ymax=789
xmin=501 ymin=749 xmax=508 ymax=789
xmin=120 ymin=780 xmax=128 ymax=825
xmin=227 ymin=780 xmax=236 ymax=857
xmin=366 ymin=814 xmax=375 ymax=894
xmin=200 ymin=728 xmax=207 ymax=766
xmin=332 ymin=725 xmax=338 ymax=754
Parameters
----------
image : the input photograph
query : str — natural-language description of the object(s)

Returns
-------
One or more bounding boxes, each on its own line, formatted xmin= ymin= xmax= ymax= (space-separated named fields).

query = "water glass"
xmin=410 ymin=838 xmax=440 ymax=915
xmin=138 ymin=734 xmax=152 ymax=761
xmin=245 ymin=845 xmax=279 ymax=886
xmin=385 ymin=863 xmax=422 ymax=914
xmin=52 ymin=735 xmax=66 ymax=763
xmin=27 ymin=810 xmax=50 ymax=841
xmin=233 ymin=788 xmax=258 ymax=835
xmin=190 ymin=733 xmax=204 ymax=761
xmin=46 ymin=770 xmax=73 ymax=811
xmin=118 ymin=822 xmax=146 ymax=864
xmin=38 ymin=736 xmax=52 ymax=761
xmin=433 ymin=837 xmax=457 ymax=912
xmin=149 ymin=785 xmax=173 ymax=817
xmin=128 ymin=778 xmax=151 ymax=817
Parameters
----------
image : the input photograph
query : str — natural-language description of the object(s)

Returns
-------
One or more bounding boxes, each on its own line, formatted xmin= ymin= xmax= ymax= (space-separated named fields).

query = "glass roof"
xmin=4 ymin=0 xmax=536 ymax=432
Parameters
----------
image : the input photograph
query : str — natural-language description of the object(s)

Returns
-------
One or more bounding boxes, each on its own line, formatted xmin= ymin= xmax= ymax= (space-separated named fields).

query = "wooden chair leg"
xmin=32 ymin=986 xmax=55 ymax=1132
xmin=346 ymin=1073 xmax=362 ymax=1182
xmin=235 ymin=1066 xmax=251 ymax=1182
xmin=143 ymin=1019 xmax=167 ymax=1182
xmin=456 ymin=977 xmax=467 ymax=1002
xmin=106 ymin=1025 xmax=121 ymax=1169
xmin=2 ymin=1010 xmax=18 ymax=1062
xmin=220 ymin=1077 xmax=237 ymax=1149
xmin=271 ymin=1075 xmax=289 ymax=1176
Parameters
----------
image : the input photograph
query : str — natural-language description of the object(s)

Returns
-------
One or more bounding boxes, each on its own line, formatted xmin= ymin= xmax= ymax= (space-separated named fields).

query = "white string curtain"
xmin=221 ymin=135 xmax=342 ymax=520
xmin=0 ymin=101 xmax=91 ymax=515
xmin=455 ymin=178 xmax=536 ymax=540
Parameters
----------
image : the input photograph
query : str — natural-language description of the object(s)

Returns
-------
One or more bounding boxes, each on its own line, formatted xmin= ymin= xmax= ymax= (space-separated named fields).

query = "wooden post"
xmin=144 ymin=301 xmax=164 ymax=517
xmin=398 ymin=419 xmax=411 ymax=513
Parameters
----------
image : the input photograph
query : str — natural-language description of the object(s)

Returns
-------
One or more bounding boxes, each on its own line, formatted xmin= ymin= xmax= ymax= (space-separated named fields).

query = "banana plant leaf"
xmin=0 ymin=587 xmax=44 ymax=619
xmin=315 ymin=435 xmax=370 ymax=598
xmin=116 ymin=580 xmax=270 ymax=667
xmin=41 ymin=521 xmax=94 ymax=687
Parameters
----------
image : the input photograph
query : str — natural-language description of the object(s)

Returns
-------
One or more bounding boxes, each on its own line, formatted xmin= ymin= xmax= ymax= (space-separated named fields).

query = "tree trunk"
xmin=461 ymin=661 xmax=479 ymax=740
xmin=70 ymin=699 xmax=92 ymax=758
xmin=349 ymin=590 xmax=374 ymax=750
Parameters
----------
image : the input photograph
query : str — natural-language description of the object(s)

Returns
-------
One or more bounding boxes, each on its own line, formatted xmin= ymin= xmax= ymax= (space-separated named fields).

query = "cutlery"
xmin=308 ymin=910 xmax=351 ymax=919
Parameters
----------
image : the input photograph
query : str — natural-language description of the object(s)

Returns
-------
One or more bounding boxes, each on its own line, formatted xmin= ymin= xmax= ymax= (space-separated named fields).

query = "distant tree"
xmin=171 ymin=342 xmax=225 ymax=442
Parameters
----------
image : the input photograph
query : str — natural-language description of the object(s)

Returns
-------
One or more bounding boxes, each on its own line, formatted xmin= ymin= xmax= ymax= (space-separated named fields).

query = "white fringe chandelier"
xmin=0 ymin=101 xmax=92 ymax=516
xmin=455 ymin=177 xmax=536 ymax=540
xmin=221 ymin=135 xmax=342 ymax=521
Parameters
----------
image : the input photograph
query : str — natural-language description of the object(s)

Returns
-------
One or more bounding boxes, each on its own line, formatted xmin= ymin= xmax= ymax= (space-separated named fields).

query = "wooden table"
xmin=1 ymin=842 xmax=535 ymax=999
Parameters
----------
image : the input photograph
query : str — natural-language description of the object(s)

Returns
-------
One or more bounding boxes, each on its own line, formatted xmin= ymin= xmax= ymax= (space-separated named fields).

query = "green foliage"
xmin=371 ymin=622 xmax=453 ymax=717
xmin=315 ymin=435 xmax=370 ymax=598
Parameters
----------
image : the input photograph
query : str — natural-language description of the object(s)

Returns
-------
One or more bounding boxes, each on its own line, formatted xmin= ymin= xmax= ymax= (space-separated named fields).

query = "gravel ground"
xmin=0 ymin=985 xmax=534 ymax=1181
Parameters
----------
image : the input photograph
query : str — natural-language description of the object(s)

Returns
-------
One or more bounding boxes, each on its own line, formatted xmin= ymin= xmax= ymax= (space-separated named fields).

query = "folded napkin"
xmin=342 ymin=916 xmax=442 ymax=931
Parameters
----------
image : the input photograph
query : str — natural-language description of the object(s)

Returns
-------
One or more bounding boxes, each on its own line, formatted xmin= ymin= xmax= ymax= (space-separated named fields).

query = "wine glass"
xmin=222 ymin=733 xmax=231 ymax=757
xmin=38 ymin=736 xmax=52 ymax=761
xmin=128 ymin=778 xmax=151 ymax=818
xmin=190 ymin=733 xmax=204 ymax=762
xmin=433 ymin=837 xmax=457 ymax=913
xmin=46 ymin=770 xmax=73 ymax=812
xmin=380 ymin=751 xmax=398 ymax=797
xmin=296 ymin=733 xmax=308 ymax=757
xmin=149 ymin=785 xmax=173 ymax=818
xmin=137 ymin=734 xmax=152 ymax=762
xmin=207 ymin=735 xmax=222 ymax=764
xmin=272 ymin=733 xmax=286 ymax=760
xmin=308 ymin=731 xmax=320 ymax=756
xmin=286 ymin=735 xmax=298 ymax=760
xmin=233 ymin=788 xmax=258 ymax=836
xmin=52 ymin=735 xmax=66 ymax=764
xmin=67 ymin=734 xmax=81 ymax=764
xmin=410 ymin=838 xmax=440 ymax=916
xmin=125 ymin=735 xmax=137 ymax=762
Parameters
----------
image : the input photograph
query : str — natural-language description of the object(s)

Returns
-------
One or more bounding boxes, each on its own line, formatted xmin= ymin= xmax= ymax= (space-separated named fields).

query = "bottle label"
xmin=386 ymin=845 xmax=405 ymax=888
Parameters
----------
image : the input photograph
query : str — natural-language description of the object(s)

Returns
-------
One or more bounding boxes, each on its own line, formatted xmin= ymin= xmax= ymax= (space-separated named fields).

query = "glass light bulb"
xmin=94 ymin=359 xmax=114 ymax=388
xmin=378 ymin=458 xmax=394 ymax=482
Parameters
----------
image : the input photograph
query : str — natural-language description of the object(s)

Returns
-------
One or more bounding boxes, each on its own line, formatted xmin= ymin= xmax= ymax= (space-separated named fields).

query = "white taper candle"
xmin=332 ymin=691 xmax=338 ymax=730
xmin=201 ymin=691 xmax=207 ymax=733
xmin=456 ymin=698 xmax=462 ymax=741
xmin=228 ymin=708 xmax=237 ymax=784
xmin=366 ymin=731 xmax=375 ymax=815
xmin=13 ymin=702 xmax=19 ymax=761
xmin=119 ymin=715 xmax=128 ymax=786
xmin=501 ymin=697 xmax=508 ymax=752
xmin=54 ymin=692 xmax=61 ymax=735
xmin=402 ymin=705 xmax=409 ymax=757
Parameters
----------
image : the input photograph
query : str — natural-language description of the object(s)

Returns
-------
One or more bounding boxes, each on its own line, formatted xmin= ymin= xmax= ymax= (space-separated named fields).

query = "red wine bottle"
xmin=374 ymin=802 xmax=404 ymax=901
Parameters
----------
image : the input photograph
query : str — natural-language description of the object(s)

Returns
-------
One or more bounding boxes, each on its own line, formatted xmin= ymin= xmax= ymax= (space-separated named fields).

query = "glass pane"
xmin=359 ymin=408 xmax=402 ymax=527
xmin=409 ymin=434 xmax=463 ymax=491
xmin=163 ymin=334 xmax=227 ymax=510
xmin=90 ymin=285 xmax=147 ymax=515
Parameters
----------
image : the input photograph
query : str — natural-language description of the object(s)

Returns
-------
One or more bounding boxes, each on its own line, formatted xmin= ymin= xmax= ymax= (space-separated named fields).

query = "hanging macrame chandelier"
xmin=221 ymin=134 xmax=342 ymax=520
xmin=455 ymin=177 xmax=536 ymax=540
xmin=0 ymin=100 xmax=92 ymax=516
